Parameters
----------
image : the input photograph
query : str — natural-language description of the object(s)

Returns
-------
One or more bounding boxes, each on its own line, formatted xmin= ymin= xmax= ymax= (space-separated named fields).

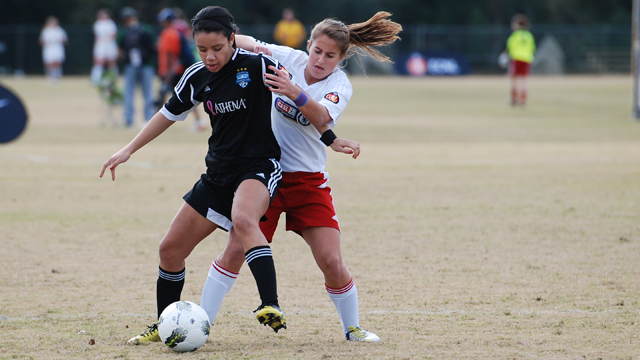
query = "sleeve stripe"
xmin=260 ymin=56 xmax=279 ymax=87
xmin=175 ymin=62 xmax=205 ymax=97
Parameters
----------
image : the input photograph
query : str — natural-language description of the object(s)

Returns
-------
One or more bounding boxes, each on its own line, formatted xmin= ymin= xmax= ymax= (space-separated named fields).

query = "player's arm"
xmin=100 ymin=112 xmax=175 ymax=180
xmin=312 ymin=124 xmax=360 ymax=159
xmin=235 ymin=34 xmax=272 ymax=55
xmin=265 ymin=66 xmax=333 ymax=127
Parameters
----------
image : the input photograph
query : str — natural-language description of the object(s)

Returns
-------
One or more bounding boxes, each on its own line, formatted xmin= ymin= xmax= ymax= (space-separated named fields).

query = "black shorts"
xmin=183 ymin=158 xmax=282 ymax=231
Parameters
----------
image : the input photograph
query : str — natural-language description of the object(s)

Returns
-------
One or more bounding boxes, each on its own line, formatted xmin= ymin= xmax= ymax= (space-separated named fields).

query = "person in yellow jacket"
xmin=273 ymin=8 xmax=306 ymax=49
xmin=505 ymin=14 xmax=535 ymax=106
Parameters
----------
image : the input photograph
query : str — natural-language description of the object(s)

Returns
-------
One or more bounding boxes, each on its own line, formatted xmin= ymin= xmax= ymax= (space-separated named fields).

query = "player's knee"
xmin=230 ymin=213 xmax=257 ymax=235
xmin=318 ymin=255 xmax=347 ymax=278
xmin=158 ymin=240 xmax=183 ymax=265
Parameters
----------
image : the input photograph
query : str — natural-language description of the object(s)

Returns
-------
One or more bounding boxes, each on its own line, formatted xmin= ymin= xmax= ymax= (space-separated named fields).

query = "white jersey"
xmin=260 ymin=41 xmax=353 ymax=173
xmin=40 ymin=26 xmax=67 ymax=64
xmin=93 ymin=19 xmax=118 ymax=60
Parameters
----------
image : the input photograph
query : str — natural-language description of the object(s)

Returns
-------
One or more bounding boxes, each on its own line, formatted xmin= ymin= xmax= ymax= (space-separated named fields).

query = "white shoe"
xmin=346 ymin=326 xmax=380 ymax=342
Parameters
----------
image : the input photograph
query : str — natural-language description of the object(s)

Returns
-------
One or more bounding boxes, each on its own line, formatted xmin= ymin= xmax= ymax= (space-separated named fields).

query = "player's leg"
xmin=128 ymin=202 xmax=217 ymax=345
xmin=122 ymin=65 xmax=136 ymax=127
xmin=200 ymin=188 xmax=284 ymax=324
xmin=519 ymin=69 xmax=530 ymax=106
xmin=141 ymin=66 xmax=156 ymax=123
xmin=91 ymin=45 xmax=105 ymax=85
xmin=158 ymin=202 xmax=217 ymax=311
xmin=53 ymin=59 xmax=63 ymax=80
xmin=105 ymin=43 xmax=119 ymax=75
xmin=233 ymin=179 xmax=286 ymax=332
xmin=232 ymin=160 xmax=285 ymax=332
xmin=510 ymin=73 xmax=518 ymax=106
xmin=301 ymin=227 xmax=379 ymax=342
xmin=199 ymin=230 xmax=244 ymax=324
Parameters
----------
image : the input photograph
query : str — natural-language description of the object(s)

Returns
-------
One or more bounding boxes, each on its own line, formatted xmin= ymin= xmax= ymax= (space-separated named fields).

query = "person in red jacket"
xmin=156 ymin=8 xmax=206 ymax=131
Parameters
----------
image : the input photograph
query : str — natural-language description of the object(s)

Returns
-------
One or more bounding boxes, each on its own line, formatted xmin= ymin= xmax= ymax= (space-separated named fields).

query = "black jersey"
xmin=161 ymin=48 xmax=281 ymax=172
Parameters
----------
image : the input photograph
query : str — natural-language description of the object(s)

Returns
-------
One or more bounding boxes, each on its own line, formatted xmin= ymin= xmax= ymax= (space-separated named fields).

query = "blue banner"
xmin=395 ymin=51 xmax=471 ymax=76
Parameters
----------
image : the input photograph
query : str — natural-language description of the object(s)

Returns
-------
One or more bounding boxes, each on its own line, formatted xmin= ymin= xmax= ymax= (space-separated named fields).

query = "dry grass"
xmin=0 ymin=75 xmax=639 ymax=359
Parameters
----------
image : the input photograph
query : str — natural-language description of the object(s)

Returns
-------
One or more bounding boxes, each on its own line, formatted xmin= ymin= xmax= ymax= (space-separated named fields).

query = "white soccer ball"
xmin=158 ymin=300 xmax=210 ymax=352
xmin=498 ymin=52 xmax=510 ymax=69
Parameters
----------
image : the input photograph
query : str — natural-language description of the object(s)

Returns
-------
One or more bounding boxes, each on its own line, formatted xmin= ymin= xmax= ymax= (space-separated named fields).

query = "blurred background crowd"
xmin=0 ymin=0 xmax=632 ymax=77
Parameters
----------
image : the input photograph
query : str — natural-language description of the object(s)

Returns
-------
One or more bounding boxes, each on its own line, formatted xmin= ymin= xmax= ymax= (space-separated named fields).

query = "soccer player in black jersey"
xmin=100 ymin=6 xmax=287 ymax=344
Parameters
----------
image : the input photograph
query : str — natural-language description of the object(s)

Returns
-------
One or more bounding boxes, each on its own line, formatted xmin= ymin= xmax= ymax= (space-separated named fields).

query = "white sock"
xmin=200 ymin=259 xmax=238 ymax=324
xmin=326 ymin=278 xmax=359 ymax=334
xmin=91 ymin=65 xmax=103 ymax=84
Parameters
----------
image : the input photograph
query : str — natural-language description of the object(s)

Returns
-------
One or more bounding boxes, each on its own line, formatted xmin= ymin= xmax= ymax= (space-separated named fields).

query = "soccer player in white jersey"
xmin=200 ymin=12 xmax=402 ymax=342
xmin=39 ymin=16 xmax=67 ymax=83
xmin=101 ymin=6 xmax=289 ymax=344
xmin=91 ymin=9 xmax=119 ymax=85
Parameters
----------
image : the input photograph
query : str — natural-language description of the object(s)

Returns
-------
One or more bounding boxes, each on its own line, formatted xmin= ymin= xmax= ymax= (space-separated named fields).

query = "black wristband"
xmin=320 ymin=129 xmax=337 ymax=146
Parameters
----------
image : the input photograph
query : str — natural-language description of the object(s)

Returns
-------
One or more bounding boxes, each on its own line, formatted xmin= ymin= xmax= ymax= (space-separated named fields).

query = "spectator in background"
xmin=171 ymin=7 xmax=192 ymax=39
xmin=273 ymin=8 xmax=306 ymax=49
xmin=39 ymin=16 xmax=67 ymax=84
xmin=505 ymin=14 xmax=536 ymax=107
xmin=117 ymin=7 xmax=156 ymax=128
xmin=156 ymin=8 xmax=206 ymax=132
xmin=91 ymin=9 xmax=118 ymax=85
xmin=172 ymin=7 xmax=200 ymax=65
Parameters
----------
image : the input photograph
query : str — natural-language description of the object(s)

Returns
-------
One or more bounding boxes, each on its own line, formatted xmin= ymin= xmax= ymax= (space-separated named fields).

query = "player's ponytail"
xmin=191 ymin=6 xmax=238 ymax=40
xmin=310 ymin=11 xmax=402 ymax=63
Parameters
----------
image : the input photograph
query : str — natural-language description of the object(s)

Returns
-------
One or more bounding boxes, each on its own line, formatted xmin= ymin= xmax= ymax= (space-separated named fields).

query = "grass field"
xmin=1 ymin=75 xmax=639 ymax=359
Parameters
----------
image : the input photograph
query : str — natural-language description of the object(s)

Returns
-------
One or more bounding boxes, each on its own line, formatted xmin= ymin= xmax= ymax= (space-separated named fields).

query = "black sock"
xmin=156 ymin=267 xmax=185 ymax=319
xmin=245 ymin=246 xmax=279 ymax=307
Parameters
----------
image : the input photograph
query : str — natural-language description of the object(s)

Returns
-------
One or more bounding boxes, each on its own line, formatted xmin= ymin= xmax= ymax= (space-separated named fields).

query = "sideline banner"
xmin=395 ymin=51 xmax=471 ymax=76
xmin=0 ymin=84 xmax=28 ymax=144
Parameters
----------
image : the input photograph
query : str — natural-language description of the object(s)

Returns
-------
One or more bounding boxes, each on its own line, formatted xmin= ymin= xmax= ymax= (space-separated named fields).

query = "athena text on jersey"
xmin=161 ymin=48 xmax=282 ymax=172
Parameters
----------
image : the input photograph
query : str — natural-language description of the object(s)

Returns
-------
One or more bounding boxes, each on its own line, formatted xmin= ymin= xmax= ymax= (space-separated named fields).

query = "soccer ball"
xmin=158 ymin=300 xmax=210 ymax=352
xmin=498 ymin=52 xmax=510 ymax=69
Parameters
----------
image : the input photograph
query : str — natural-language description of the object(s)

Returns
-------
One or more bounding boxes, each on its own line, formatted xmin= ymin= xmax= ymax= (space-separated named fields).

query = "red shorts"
xmin=260 ymin=171 xmax=340 ymax=242
xmin=510 ymin=60 xmax=531 ymax=76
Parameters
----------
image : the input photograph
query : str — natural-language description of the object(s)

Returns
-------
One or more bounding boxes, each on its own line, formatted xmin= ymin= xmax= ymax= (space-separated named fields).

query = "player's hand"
xmin=265 ymin=65 xmax=296 ymax=98
xmin=329 ymin=138 xmax=360 ymax=159
xmin=254 ymin=45 xmax=272 ymax=56
xmin=99 ymin=148 xmax=133 ymax=181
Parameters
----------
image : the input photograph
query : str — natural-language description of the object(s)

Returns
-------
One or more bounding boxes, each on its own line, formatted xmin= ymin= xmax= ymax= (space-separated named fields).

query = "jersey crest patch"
xmin=236 ymin=68 xmax=251 ymax=88
xmin=324 ymin=92 xmax=339 ymax=103
xmin=275 ymin=97 xmax=310 ymax=126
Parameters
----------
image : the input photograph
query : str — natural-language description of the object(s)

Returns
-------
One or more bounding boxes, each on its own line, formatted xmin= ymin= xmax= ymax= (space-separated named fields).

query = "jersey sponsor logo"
xmin=274 ymin=97 xmax=310 ymax=126
xmin=256 ymin=173 xmax=265 ymax=179
xmin=236 ymin=68 xmax=251 ymax=88
xmin=205 ymin=100 xmax=216 ymax=115
xmin=207 ymin=98 xmax=247 ymax=115
xmin=324 ymin=92 xmax=339 ymax=103
xmin=204 ymin=85 xmax=211 ymax=92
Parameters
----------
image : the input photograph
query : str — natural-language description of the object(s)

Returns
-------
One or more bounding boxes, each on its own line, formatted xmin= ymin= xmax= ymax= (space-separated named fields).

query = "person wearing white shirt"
xmin=91 ymin=9 xmax=119 ymax=84
xmin=200 ymin=12 xmax=402 ymax=342
xmin=39 ymin=16 xmax=67 ymax=83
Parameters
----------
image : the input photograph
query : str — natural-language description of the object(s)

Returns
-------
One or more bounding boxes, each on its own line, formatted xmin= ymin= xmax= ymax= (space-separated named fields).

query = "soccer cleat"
xmin=126 ymin=323 xmax=161 ymax=345
xmin=346 ymin=326 xmax=380 ymax=342
xmin=254 ymin=304 xmax=287 ymax=333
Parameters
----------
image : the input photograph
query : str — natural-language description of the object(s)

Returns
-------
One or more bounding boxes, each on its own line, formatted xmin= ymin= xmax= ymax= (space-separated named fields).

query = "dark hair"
xmin=191 ymin=6 xmax=237 ymax=40
xmin=511 ymin=14 xmax=530 ymax=30
xmin=310 ymin=11 xmax=402 ymax=63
